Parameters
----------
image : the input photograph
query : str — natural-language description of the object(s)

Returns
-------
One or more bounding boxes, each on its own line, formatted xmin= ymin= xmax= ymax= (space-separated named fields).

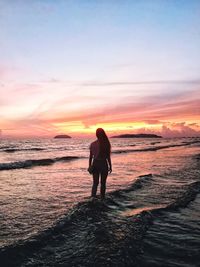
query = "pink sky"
xmin=0 ymin=1 xmax=200 ymax=138
xmin=1 ymin=76 xmax=200 ymax=138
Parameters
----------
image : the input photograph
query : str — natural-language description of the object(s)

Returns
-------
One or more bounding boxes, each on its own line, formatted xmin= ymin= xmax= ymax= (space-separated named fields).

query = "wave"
xmin=0 ymin=146 xmax=14 ymax=150
xmin=150 ymin=141 xmax=160 ymax=145
xmin=114 ymin=140 xmax=200 ymax=154
xmin=0 ymin=156 xmax=80 ymax=171
xmin=2 ymin=148 xmax=45 ymax=153
xmin=1 ymin=147 xmax=75 ymax=153
xmin=122 ymin=181 xmax=200 ymax=217
xmin=1 ymin=174 xmax=199 ymax=267
xmin=110 ymin=173 xmax=153 ymax=197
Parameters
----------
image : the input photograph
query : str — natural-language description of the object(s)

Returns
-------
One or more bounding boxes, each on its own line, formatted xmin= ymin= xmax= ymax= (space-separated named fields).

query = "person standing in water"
xmin=88 ymin=128 xmax=112 ymax=199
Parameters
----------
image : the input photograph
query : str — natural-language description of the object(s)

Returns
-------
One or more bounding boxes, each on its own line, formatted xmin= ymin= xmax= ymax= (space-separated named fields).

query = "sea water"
xmin=0 ymin=137 xmax=199 ymax=266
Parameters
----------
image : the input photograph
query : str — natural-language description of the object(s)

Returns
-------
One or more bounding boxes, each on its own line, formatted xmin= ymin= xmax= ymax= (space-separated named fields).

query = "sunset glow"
xmin=0 ymin=1 xmax=200 ymax=138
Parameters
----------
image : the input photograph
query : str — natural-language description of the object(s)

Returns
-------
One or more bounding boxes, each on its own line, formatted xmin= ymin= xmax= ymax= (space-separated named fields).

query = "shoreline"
xmin=1 ymin=171 xmax=200 ymax=266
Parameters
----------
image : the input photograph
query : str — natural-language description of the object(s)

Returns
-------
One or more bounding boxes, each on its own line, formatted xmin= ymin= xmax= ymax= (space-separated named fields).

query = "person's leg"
xmin=100 ymin=172 xmax=108 ymax=199
xmin=91 ymin=172 xmax=99 ymax=197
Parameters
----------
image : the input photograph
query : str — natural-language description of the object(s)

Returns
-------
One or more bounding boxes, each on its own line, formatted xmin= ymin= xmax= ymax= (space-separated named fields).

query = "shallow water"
xmin=139 ymin=194 xmax=200 ymax=267
xmin=0 ymin=137 xmax=200 ymax=266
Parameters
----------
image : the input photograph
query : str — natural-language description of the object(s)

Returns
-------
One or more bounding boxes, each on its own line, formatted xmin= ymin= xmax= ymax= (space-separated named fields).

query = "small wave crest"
xmin=2 ymin=148 xmax=45 ymax=153
xmin=0 ymin=156 xmax=79 ymax=171
xmin=0 ymin=146 xmax=14 ymax=150
xmin=113 ymin=140 xmax=200 ymax=154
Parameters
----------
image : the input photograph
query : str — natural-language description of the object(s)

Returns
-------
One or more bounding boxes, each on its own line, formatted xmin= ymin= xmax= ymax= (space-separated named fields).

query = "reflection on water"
xmin=0 ymin=137 xmax=200 ymax=267
xmin=122 ymin=205 xmax=165 ymax=217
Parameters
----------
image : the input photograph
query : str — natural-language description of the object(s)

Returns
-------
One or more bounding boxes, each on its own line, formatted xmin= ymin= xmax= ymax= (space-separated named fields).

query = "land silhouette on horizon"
xmin=54 ymin=134 xmax=72 ymax=139
xmin=111 ymin=133 xmax=162 ymax=138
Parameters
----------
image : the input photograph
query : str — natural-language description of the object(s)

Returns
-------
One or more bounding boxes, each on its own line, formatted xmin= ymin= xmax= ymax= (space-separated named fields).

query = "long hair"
xmin=96 ymin=128 xmax=111 ymax=158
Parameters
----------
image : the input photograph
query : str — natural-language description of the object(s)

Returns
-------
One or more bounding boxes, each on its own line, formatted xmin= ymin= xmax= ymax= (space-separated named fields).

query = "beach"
xmin=0 ymin=137 xmax=200 ymax=266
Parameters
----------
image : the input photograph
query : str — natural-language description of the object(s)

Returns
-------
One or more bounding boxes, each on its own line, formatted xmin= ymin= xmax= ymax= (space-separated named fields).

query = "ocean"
xmin=0 ymin=137 xmax=200 ymax=266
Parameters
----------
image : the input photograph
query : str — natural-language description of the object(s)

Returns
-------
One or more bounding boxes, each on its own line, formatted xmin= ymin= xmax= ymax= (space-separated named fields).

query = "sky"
xmin=0 ymin=0 xmax=200 ymax=138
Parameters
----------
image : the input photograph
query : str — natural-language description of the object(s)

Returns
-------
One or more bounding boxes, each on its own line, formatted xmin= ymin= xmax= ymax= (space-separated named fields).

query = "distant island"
xmin=54 ymin=134 xmax=72 ymax=139
xmin=111 ymin=134 xmax=162 ymax=138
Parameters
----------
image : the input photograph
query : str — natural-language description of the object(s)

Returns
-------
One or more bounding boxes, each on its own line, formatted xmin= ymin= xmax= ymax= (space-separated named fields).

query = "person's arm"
xmin=88 ymin=150 xmax=93 ymax=173
xmin=107 ymin=155 xmax=112 ymax=173
xmin=88 ymin=144 xmax=93 ymax=170
xmin=89 ymin=150 xmax=93 ymax=168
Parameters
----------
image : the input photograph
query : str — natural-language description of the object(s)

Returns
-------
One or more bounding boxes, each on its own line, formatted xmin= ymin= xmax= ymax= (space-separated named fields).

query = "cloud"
xmin=16 ymin=88 xmax=199 ymax=130
xmin=188 ymin=123 xmax=200 ymax=127
xmin=1 ymin=97 xmax=200 ymax=138
xmin=130 ymin=123 xmax=200 ymax=138
xmin=81 ymin=79 xmax=200 ymax=87
xmin=143 ymin=120 xmax=162 ymax=125
xmin=1 ymin=75 xmax=200 ymax=137
xmin=77 ymin=98 xmax=200 ymax=126
xmin=161 ymin=124 xmax=200 ymax=137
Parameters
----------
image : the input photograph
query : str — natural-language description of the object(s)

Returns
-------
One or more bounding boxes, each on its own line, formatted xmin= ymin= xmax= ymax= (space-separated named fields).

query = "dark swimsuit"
xmin=92 ymin=158 xmax=108 ymax=174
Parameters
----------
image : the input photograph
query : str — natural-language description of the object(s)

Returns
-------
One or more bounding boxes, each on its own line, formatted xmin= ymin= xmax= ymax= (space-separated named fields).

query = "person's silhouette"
xmin=88 ymin=128 xmax=112 ymax=199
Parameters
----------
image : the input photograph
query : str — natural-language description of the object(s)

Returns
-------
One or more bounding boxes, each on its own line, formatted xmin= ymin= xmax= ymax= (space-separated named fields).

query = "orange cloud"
xmin=1 ymin=78 xmax=200 ymax=137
